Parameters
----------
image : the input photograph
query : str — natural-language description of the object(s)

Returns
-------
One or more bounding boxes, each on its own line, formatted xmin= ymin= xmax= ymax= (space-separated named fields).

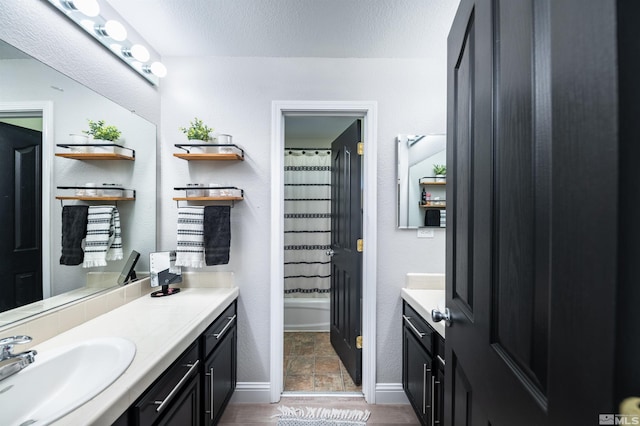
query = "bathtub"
xmin=284 ymin=297 xmax=330 ymax=332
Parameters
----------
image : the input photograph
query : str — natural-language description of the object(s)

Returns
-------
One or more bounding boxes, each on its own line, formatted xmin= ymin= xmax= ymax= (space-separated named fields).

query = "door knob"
xmin=326 ymin=249 xmax=335 ymax=257
xmin=431 ymin=308 xmax=451 ymax=327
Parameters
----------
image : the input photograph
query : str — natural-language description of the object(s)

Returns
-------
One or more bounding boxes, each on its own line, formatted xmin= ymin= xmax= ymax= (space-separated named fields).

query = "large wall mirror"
xmin=0 ymin=38 xmax=156 ymax=326
xmin=397 ymin=133 xmax=446 ymax=229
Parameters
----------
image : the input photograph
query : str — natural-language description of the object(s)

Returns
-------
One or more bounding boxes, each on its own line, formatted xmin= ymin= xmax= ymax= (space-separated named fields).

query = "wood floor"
xmin=218 ymin=396 xmax=421 ymax=425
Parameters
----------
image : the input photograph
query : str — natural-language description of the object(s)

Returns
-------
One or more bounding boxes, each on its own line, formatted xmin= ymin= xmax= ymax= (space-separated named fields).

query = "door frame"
xmin=0 ymin=101 xmax=54 ymax=298
xmin=270 ymin=100 xmax=378 ymax=403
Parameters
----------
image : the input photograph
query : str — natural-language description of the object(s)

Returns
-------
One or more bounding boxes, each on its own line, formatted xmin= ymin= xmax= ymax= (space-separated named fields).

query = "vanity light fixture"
xmin=122 ymin=44 xmax=150 ymax=62
xmin=46 ymin=0 xmax=166 ymax=86
xmin=61 ymin=0 xmax=100 ymax=17
xmin=95 ymin=19 xmax=127 ymax=42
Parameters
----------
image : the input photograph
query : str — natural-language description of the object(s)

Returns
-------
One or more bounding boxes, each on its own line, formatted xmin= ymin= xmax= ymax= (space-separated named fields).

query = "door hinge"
xmin=357 ymin=142 xmax=364 ymax=155
xmin=356 ymin=239 xmax=363 ymax=252
xmin=356 ymin=335 xmax=363 ymax=349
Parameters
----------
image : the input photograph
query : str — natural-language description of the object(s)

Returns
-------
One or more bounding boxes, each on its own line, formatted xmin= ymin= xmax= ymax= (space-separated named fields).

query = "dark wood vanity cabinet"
xmin=201 ymin=302 xmax=237 ymax=426
xmin=116 ymin=300 xmax=237 ymax=426
xmin=402 ymin=301 xmax=445 ymax=426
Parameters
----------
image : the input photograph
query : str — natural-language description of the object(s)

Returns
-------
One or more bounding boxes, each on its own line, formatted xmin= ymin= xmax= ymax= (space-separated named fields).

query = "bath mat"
xmin=275 ymin=406 xmax=370 ymax=426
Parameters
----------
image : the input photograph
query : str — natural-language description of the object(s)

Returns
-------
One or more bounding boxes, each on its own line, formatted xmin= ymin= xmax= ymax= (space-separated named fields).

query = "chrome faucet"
xmin=0 ymin=335 xmax=37 ymax=381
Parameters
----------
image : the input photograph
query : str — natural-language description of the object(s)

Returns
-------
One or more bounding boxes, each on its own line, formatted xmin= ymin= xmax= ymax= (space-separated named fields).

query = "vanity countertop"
xmin=401 ymin=288 xmax=446 ymax=338
xmin=37 ymin=286 xmax=239 ymax=425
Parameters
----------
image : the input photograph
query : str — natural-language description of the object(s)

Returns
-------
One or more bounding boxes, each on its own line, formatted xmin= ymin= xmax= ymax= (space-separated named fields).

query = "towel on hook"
xmin=175 ymin=206 xmax=205 ymax=268
xmin=82 ymin=205 xmax=123 ymax=268
xmin=60 ymin=205 xmax=89 ymax=265
xmin=203 ymin=206 xmax=231 ymax=266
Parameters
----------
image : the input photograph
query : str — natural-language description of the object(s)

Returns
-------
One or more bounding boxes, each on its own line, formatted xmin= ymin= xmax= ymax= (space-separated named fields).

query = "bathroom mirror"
xmin=397 ymin=133 xmax=446 ymax=228
xmin=0 ymin=38 xmax=156 ymax=326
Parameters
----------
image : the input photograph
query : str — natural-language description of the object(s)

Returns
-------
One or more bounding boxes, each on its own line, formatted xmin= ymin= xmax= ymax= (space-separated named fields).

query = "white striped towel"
xmin=82 ymin=205 xmax=123 ymax=268
xmin=175 ymin=206 xmax=205 ymax=268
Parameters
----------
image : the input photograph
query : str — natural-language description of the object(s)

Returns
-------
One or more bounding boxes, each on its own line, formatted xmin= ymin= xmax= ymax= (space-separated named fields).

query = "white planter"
xmin=435 ymin=174 xmax=446 ymax=183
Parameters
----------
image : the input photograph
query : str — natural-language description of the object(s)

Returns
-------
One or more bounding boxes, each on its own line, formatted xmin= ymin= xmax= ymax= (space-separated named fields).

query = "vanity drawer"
xmin=202 ymin=301 xmax=237 ymax=357
xmin=402 ymin=302 xmax=434 ymax=355
xmin=134 ymin=342 xmax=200 ymax=425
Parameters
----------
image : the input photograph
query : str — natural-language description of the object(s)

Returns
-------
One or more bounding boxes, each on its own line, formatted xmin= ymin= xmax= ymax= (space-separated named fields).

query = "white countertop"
xmin=35 ymin=286 xmax=239 ymax=426
xmin=401 ymin=288 xmax=446 ymax=338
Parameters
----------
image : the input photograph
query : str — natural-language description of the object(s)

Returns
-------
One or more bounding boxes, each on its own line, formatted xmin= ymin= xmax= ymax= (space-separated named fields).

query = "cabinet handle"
xmin=213 ymin=315 xmax=236 ymax=340
xmin=423 ymin=364 xmax=431 ymax=415
xmin=403 ymin=315 xmax=426 ymax=338
xmin=206 ymin=367 xmax=214 ymax=421
xmin=431 ymin=374 xmax=436 ymax=426
xmin=153 ymin=360 xmax=200 ymax=413
xmin=434 ymin=378 xmax=441 ymax=425
xmin=436 ymin=355 xmax=445 ymax=367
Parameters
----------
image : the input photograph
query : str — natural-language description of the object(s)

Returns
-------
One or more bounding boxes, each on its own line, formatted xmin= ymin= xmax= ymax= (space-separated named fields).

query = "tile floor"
xmin=283 ymin=332 xmax=361 ymax=392
xmin=218 ymin=396 xmax=421 ymax=425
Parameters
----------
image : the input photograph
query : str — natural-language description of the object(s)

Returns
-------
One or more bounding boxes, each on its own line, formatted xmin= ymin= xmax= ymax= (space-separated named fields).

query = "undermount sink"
xmin=0 ymin=337 xmax=136 ymax=426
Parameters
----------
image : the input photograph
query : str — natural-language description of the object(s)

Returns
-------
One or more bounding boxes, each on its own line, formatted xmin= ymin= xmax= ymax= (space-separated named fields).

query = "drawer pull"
xmin=213 ymin=315 xmax=236 ymax=340
xmin=153 ymin=360 xmax=200 ymax=413
xmin=403 ymin=315 xmax=426 ymax=338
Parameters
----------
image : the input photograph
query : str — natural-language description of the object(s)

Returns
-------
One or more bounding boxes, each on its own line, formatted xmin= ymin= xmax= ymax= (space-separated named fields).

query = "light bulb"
xmin=103 ymin=20 xmax=127 ymax=41
xmin=130 ymin=44 xmax=150 ymax=62
xmin=70 ymin=0 xmax=99 ymax=17
xmin=150 ymin=62 xmax=167 ymax=78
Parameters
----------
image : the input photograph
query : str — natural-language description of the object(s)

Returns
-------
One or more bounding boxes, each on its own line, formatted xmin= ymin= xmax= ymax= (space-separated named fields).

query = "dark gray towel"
xmin=203 ymin=206 xmax=231 ymax=265
xmin=60 ymin=205 xmax=89 ymax=265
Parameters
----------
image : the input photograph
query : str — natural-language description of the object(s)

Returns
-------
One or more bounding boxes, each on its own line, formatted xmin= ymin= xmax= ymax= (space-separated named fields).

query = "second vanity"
xmin=18 ymin=280 xmax=239 ymax=426
xmin=401 ymin=274 xmax=446 ymax=426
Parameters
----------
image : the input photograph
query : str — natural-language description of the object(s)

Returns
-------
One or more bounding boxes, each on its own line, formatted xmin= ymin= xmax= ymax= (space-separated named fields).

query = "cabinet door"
xmin=403 ymin=325 xmax=431 ymax=426
xmin=204 ymin=325 xmax=237 ymax=426
xmin=157 ymin=375 xmax=200 ymax=426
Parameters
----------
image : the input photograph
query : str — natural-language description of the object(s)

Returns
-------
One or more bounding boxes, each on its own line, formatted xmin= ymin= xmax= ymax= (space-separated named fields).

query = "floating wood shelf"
xmin=174 ymin=143 xmax=244 ymax=161
xmin=172 ymin=196 xmax=244 ymax=201
xmin=55 ymin=152 xmax=135 ymax=161
xmin=173 ymin=153 xmax=243 ymax=161
xmin=56 ymin=196 xmax=135 ymax=201
xmin=419 ymin=181 xmax=446 ymax=185
xmin=56 ymin=143 xmax=135 ymax=160
xmin=420 ymin=204 xmax=446 ymax=209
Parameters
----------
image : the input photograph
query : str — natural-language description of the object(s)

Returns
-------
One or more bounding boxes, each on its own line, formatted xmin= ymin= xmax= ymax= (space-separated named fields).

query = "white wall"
xmin=0 ymin=1 xmax=160 ymax=123
xmin=159 ymin=56 xmax=448 ymax=385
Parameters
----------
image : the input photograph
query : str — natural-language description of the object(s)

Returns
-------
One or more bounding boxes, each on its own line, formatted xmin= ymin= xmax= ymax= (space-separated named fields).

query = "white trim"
xmin=374 ymin=383 xmax=411 ymax=404
xmin=0 ymin=101 xmax=53 ymax=299
xmin=270 ymin=100 xmax=378 ymax=403
xmin=229 ymin=382 xmax=272 ymax=403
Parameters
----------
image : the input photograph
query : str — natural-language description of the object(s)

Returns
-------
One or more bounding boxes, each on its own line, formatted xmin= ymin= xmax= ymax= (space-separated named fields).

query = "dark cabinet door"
xmin=403 ymin=325 xmax=432 ymax=426
xmin=157 ymin=375 xmax=200 ymax=426
xmin=204 ymin=325 xmax=237 ymax=426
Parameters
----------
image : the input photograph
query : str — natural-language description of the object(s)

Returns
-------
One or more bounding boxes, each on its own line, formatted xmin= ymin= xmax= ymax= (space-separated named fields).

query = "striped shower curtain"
xmin=284 ymin=149 xmax=332 ymax=297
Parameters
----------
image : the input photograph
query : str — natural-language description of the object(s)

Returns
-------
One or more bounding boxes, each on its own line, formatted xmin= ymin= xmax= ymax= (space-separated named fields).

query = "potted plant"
xmin=180 ymin=117 xmax=214 ymax=143
xmin=83 ymin=119 xmax=122 ymax=141
xmin=433 ymin=164 xmax=447 ymax=182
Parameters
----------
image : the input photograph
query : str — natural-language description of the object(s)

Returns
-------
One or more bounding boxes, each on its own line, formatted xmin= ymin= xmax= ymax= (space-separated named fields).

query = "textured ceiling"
xmin=106 ymin=0 xmax=460 ymax=58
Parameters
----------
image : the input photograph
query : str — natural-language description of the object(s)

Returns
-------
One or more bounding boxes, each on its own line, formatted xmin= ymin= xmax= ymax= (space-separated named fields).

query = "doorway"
xmin=0 ymin=102 xmax=53 ymax=304
xmin=282 ymin=117 xmax=361 ymax=393
xmin=270 ymin=101 xmax=378 ymax=403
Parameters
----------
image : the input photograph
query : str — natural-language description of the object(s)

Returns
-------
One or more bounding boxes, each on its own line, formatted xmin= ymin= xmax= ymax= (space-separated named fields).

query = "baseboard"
xmin=375 ymin=383 xmax=410 ymax=404
xmin=230 ymin=382 xmax=408 ymax=405
xmin=230 ymin=382 xmax=272 ymax=403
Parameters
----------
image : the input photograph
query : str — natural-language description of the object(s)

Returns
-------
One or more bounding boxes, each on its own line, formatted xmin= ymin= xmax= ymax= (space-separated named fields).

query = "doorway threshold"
xmin=282 ymin=391 xmax=364 ymax=398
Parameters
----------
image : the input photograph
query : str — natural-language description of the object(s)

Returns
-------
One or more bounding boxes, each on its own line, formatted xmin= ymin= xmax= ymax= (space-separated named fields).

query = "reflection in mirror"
xmin=0 ymin=38 xmax=156 ymax=326
xmin=397 ymin=134 xmax=446 ymax=228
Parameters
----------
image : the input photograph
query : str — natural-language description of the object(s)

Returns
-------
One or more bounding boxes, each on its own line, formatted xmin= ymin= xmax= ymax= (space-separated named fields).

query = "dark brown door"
xmin=0 ymin=122 xmax=42 ymax=311
xmin=329 ymin=120 xmax=362 ymax=385
xmin=446 ymin=1 xmax=639 ymax=425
